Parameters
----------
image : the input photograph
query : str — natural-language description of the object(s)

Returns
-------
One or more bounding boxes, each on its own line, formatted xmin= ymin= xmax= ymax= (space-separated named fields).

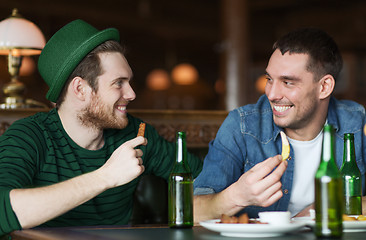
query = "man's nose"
xmin=123 ymin=83 xmax=136 ymax=101
xmin=266 ymin=80 xmax=282 ymax=101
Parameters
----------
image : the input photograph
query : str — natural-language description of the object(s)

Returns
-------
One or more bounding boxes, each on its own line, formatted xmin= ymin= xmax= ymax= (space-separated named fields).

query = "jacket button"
xmin=283 ymin=189 xmax=289 ymax=194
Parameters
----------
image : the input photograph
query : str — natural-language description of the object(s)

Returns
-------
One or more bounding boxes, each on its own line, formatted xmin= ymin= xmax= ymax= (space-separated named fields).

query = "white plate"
xmin=293 ymin=216 xmax=366 ymax=232
xmin=199 ymin=219 xmax=306 ymax=238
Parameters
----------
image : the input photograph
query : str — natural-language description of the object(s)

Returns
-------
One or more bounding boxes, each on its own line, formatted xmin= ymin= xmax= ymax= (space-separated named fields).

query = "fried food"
xmin=280 ymin=131 xmax=290 ymax=161
xmin=357 ymin=215 xmax=366 ymax=221
xmin=343 ymin=214 xmax=357 ymax=221
xmin=237 ymin=213 xmax=249 ymax=223
xmin=218 ymin=213 xmax=264 ymax=224
xmin=137 ymin=123 xmax=146 ymax=137
xmin=220 ymin=214 xmax=239 ymax=223
xmin=342 ymin=214 xmax=366 ymax=221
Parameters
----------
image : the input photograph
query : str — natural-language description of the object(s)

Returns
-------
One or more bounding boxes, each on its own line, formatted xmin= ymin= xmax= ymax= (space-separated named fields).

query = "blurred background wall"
xmin=1 ymin=0 xmax=366 ymax=111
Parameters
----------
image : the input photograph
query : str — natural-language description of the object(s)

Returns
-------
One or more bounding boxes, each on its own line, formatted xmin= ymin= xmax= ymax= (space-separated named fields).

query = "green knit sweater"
xmin=0 ymin=108 xmax=202 ymax=236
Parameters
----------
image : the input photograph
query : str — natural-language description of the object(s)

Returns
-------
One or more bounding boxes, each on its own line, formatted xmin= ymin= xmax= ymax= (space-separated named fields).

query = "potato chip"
xmin=280 ymin=131 xmax=290 ymax=161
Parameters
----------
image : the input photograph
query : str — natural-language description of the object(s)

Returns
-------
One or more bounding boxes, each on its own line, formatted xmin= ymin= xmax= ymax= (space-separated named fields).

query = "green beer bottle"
xmin=168 ymin=131 xmax=193 ymax=228
xmin=340 ymin=133 xmax=362 ymax=215
xmin=315 ymin=124 xmax=343 ymax=238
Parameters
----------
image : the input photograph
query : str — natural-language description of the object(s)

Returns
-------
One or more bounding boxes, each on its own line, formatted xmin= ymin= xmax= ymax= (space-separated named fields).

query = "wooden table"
xmin=8 ymin=225 xmax=366 ymax=240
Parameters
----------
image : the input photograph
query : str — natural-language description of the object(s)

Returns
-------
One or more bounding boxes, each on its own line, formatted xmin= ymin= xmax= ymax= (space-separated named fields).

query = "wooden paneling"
xmin=0 ymin=109 xmax=228 ymax=148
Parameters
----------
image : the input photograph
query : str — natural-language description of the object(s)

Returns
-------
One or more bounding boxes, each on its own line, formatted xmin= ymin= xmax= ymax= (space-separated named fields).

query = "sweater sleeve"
xmin=0 ymin=188 xmax=21 ymax=236
xmin=0 ymin=120 xmax=41 ymax=236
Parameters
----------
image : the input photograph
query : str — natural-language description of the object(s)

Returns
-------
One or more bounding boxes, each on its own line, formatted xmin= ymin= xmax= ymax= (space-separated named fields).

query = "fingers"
xmin=235 ymin=155 xmax=288 ymax=207
xmin=134 ymin=149 xmax=144 ymax=168
xmin=134 ymin=157 xmax=145 ymax=175
xmin=135 ymin=149 xmax=143 ymax=158
xmin=102 ymin=136 xmax=148 ymax=188
xmin=258 ymin=181 xmax=283 ymax=207
xmin=139 ymin=164 xmax=145 ymax=174
xmin=262 ymin=188 xmax=283 ymax=207
xmin=256 ymin=159 xmax=287 ymax=206
xmin=260 ymin=158 xmax=287 ymax=187
xmin=123 ymin=136 xmax=147 ymax=149
xmin=247 ymin=155 xmax=284 ymax=182
xmin=253 ymin=158 xmax=287 ymax=198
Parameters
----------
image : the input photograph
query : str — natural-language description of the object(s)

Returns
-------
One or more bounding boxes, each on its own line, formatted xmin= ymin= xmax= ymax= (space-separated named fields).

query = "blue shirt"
xmin=194 ymin=95 xmax=366 ymax=217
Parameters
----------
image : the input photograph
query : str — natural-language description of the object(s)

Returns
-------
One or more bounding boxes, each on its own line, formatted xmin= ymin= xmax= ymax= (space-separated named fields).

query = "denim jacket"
xmin=194 ymin=95 xmax=366 ymax=218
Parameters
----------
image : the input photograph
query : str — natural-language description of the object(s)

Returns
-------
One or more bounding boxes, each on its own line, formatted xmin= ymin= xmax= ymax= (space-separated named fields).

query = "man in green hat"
xmin=0 ymin=19 xmax=202 ymax=236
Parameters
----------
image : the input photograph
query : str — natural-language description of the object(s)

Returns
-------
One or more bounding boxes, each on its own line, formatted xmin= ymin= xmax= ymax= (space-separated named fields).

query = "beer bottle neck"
xmin=321 ymin=130 xmax=334 ymax=163
xmin=316 ymin=124 xmax=341 ymax=179
xmin=176 ymin=137 xmax=186 ymax=164
xmin=343 ymin=135 xmax=356 ymax=164
xmin=172 ymin=132 xmax=191 ymax=174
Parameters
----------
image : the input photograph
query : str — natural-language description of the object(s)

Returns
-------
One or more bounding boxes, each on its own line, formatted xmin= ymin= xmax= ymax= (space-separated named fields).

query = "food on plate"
xmin=343 ymin=215 xmax=357 ymax=221
xmin=220 ymin=214 xmax=239 ymax=223
xmin=137 ymin=123 xmax=146 ymax=137
xmin=218 ymin=213 xmax=263 ymax=224
xmin=343 ymin=214 xmax=366 ymax=221
xmin=238 ymin=213 xmax=249 ymax=223
xmin=280 ymin=131 xmax=290 ymax=161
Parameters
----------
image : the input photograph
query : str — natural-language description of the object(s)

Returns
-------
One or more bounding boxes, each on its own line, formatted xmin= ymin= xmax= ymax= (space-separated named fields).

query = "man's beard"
xmin=273 ymin=97 xmax=318 ymax=131
xmin=78 ymin=93 xmax=128 ymax=130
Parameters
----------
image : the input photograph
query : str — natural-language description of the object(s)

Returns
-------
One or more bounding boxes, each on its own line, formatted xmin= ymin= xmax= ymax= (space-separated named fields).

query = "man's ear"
xmin=319 ymin=74 xmax=335 ymax=100
xmin=70 ymin=77 xmax=89 ymax=101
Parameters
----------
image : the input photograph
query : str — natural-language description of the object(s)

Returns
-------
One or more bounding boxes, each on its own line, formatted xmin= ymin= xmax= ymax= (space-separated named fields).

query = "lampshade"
xmin=0 ymin=8 xmax=45 ymax=55
xmin=171 ymin=63 xmax=198 ymax=85
xmin=0 ymin=8 xmax=47 ymax=109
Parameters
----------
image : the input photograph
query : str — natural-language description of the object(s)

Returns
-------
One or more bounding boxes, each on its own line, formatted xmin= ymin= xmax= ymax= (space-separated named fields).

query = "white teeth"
xmin=117 ymin=106 xmax=126 ymax=111
xmin=273 ymin=105 xmax=291 ymax=112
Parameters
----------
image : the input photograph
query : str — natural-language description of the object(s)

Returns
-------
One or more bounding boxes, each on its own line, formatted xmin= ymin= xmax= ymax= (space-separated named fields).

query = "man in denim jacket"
xmin=194 ymin=28 xmax=366 ymax=222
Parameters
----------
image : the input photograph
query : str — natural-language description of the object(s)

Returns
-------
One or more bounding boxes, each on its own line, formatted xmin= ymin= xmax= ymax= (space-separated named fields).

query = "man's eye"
xmin=284 ymin=81 xmax=293 ymax=86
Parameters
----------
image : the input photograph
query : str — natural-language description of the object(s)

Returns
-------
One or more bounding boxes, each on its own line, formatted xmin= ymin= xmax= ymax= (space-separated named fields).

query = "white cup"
xmin=258 ymin=211 xmax=291 ymax=225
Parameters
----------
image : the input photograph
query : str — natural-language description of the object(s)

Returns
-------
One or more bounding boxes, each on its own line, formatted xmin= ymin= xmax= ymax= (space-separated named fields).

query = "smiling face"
xmin=78 ymin=52 xmax=135 ymax=130
xmin=265 ymin=49 xmax=323 ymax=135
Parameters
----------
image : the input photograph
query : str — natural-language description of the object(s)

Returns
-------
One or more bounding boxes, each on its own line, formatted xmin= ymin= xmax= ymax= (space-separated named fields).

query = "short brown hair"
xmin=273 ymin=28 xmax=343 ymax=82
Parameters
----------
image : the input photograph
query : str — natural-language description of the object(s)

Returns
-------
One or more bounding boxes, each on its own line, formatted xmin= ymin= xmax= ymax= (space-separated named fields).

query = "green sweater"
xmin=0 ymin=109 xmax=202 ymax=236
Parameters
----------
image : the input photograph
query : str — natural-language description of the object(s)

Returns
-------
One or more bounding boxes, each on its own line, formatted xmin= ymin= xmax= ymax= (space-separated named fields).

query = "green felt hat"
xmin=38 ymin=19 xmax=120 ymax=102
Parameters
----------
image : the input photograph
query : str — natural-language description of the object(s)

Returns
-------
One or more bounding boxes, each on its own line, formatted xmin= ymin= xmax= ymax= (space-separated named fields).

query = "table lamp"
xmin=0 ymin=8 xmax=46 ymax=109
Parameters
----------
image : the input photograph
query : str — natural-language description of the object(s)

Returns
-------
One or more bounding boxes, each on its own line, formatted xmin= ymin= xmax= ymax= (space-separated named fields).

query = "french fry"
xmin=137 ymin=123 xmax=146 ymax=137
xmin=280 ymin=131 xmax=290 ymax=161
